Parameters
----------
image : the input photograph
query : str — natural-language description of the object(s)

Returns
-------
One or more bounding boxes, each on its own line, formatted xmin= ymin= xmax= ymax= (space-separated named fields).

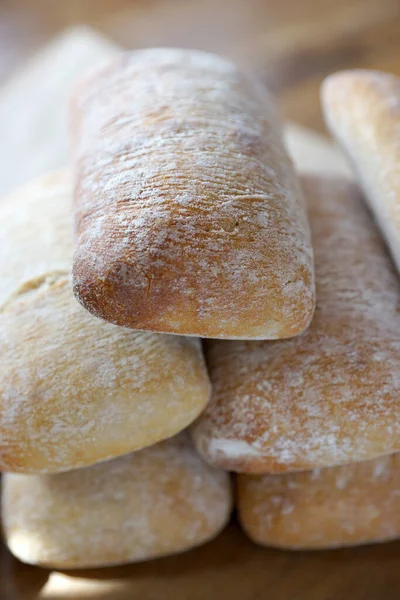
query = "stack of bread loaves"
xmin=1 ymin=49 xmax=400 ymax=569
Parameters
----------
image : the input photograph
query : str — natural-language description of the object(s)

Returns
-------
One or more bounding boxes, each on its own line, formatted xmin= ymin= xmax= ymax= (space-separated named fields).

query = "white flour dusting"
xmin=71 ymin=48 xmax=314 ymax=339
xmin=192 ymin=175 xmax=400 ymax=472
xmin=238 ymin=452 xmax=400 ymax=549
xmin=2 ymin=432 xmax=232 ymax=567
xmin=0 ymin=171 xmax=210 ymax=473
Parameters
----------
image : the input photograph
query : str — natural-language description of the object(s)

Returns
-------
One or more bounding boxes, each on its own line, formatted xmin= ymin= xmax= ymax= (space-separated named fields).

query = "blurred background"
xmin=1 ymin=0 xmax=400 ymax=133
xmin=1 ymin=2 xmax=400 ymax=598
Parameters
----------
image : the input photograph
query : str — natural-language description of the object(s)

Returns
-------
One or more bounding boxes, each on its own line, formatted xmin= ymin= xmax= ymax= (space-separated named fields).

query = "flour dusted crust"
xmin=322 ymin=70 xmax=400 ymax=272
xmin=238 ymin=453 xmax=400 ymax=549
xmin=2 ymin=432 xmax=232 ymax=568
xmin=192 ymin=175 xmax=400 ymax=472
xmin=71 ymin=48 xmax=315 ymax=339
xmin=0 ymin=171 xmax=210 ymax=474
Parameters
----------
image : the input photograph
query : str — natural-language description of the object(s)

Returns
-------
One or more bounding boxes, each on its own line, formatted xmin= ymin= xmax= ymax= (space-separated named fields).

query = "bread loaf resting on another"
xmin=71 ymin=48 xmax=315 ymax=340
xmin=0 ymin=171 xmax=210 ymax=474
xmin=192 ymin=175 xmax=400 ymax=473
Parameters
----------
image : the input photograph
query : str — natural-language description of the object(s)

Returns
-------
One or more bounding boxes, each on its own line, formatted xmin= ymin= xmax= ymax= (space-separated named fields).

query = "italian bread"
xmin=322 ymin=70 xmax=400 ymax=272
xmin=71 ymin=48 xmax=315 ymax=339
xmin=192 ymin=175 xmax=400 ymax=472
xmin=0 ymin=171 xmax=210 ymax=474
xmin=2 ymin=432 xmax=232 ymax=569
xmin=238 ymin=453 xmax=400 ymax=550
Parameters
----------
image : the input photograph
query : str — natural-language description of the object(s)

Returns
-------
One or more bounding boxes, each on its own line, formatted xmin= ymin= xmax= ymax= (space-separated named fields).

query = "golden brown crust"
xmin=322 ymin=69 xmax=400 ymax=272
xmin=0 ymin=171 xmax=210 ymax=473
xmin=71 ymin=48 xmax=315 ymax=339
xmin=192 ymin=175 xmax=400 ymax=473
xmin=2 ymin=433 xmax=233 ymax=568
xmin=238 ymin=453 xmax=400 ymax=549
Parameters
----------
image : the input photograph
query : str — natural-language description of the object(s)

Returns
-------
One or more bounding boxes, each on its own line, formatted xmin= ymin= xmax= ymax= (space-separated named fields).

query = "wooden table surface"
xmin=1 ymin=0 xmax=400 ymax=133
xmin=1 ymin=2 xmax=400 ymax=599
xmin=3 ymin=520 xmax=400 ymax=600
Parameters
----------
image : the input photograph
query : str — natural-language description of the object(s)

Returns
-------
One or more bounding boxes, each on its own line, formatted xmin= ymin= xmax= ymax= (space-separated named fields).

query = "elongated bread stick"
xmin=322 ymin=70 xmax=400 ymax=273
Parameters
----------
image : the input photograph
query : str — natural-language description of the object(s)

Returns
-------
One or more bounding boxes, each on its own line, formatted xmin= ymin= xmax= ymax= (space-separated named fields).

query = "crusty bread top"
xmin=0 ymin=171 xmax=210 ymax=473
xmin=321 ymin=69 xmax=400 ymax=271
xmin=192 ymin=175 xmax=400 ymax=473
xmin=71 ymin=48 xmax=315 ymax=339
